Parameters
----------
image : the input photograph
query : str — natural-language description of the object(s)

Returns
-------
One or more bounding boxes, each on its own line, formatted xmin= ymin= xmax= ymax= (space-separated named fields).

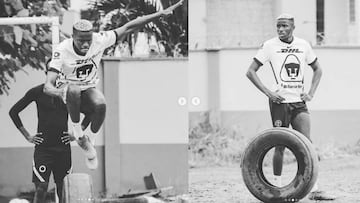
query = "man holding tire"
xmin=246 ymin=13 xmax=335 ymax=201
xmin=9 ymin=62 xmax=74 ymax=203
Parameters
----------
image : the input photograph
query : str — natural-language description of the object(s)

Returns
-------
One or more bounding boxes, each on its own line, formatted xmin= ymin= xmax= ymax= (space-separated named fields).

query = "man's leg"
xmin=53 ymin=148 xmax=72 ymax=203
xmin=291 ymin=111 xmax=321 ymax=194
xmin=33 ymin=182 xmax=48 ymax=203
xmin=273 ymin=146 xmax=285 ymax=176
xmin=291 ymin=112 xmax=311 ymax=140
xmin=291 ymin=107 xmax=335 ymax=200
xmin=291 ymin=111 xmax=316 ymax=189
xmin=65 ymin=85 xmax=97 ymax=169
xmin=269 ymin=100 xmax=291 ymax=186
xmin=32 ymin=149 xmax=51 ymax=203
xmin=74 ymin=87 xmax=106 ymax=169
xmin=55 ymin=182 xmax=63 ymax=202
xmin=80 ymin=87 xmax=106 ymax=144
xmin=66 ymin=84 xmax=83 ymax=140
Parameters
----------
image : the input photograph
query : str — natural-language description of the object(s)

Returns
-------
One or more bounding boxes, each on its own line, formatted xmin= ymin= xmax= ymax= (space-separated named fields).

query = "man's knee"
xmin=35 ymin=182 xmax=48 ymax=193
xmin=33 ymin=182 xmax=48 ymax=203
xmin=274 ymin=146 xmax=285 ymax=154
xmin=82 ymin=88 xmax=106 ymax=113
xmin=91 ymin=93 xmax=106 ymax=112
xmin=94 ymin=102 xmax=106 ymax=114
xmin=292 ymin=112 xmax=311 ymax=138
xmin=67 ymin=84 xmax=81 ymax=96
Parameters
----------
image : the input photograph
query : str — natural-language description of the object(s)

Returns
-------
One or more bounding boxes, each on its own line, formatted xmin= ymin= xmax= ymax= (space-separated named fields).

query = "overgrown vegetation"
xmin=189 ymin=111 xmax=360 ymax=168
xmin=189 ymin=111 xmax=249 ymax=167
xmin=0 ymin=0 xmax=66 ymax=95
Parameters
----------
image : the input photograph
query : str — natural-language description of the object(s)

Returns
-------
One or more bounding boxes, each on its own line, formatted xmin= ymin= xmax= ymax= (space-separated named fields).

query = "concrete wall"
xmin=190 ymin=0 xmax=360 ymax=49
xmin=189 ymin=0 xmax=276 ymax=49
xmin=188 ymin=0 xmax=207 ymax=50
xmin=102 ymin=58 xmax=188 ymax=195
xmin=0 ymin=58 xmax=188 ymax=197
xmin=278 ymin=0 xmax=316 ymax=44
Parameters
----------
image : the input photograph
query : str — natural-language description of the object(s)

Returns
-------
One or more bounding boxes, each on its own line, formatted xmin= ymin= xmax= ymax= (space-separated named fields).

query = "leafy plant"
xmin=189 ymin=111 xmax=248 ymax=167
xmin=83 ymin=0 xmax=188 ymax=57
xmin=0 ymin=0 xmax=66 ymax=95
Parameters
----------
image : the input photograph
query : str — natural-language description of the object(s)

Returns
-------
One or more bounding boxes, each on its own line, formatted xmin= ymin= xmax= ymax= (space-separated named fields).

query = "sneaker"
xmin=77 ymin=135 xmax=98 ymax=169
xmin=308 ymin=191 xmax=336 ymax=201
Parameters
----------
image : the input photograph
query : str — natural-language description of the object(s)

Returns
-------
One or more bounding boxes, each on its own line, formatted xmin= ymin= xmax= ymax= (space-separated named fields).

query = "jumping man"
xmin=43 ymin=0 xmax=184 ymax=169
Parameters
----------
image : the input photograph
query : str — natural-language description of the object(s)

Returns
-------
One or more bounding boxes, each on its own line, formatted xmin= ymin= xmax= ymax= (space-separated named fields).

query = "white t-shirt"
xmin=49 ymin=31 xmax=116 ymax=90
xmin=254 ymin=36 xmax=317 ymax=103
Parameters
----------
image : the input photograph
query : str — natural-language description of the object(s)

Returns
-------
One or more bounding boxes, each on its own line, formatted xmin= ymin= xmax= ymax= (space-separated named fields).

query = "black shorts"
xmin=32 ymin=147 xmax=71 ymax=184
xmin=269 ymin=100 xmax=309 ymax=127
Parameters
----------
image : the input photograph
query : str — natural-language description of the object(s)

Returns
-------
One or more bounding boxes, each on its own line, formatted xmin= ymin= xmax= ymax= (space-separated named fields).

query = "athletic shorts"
xmin=269 ymin=100 xmax=309 ymax=127
xmin=32 ymin=147 xmax=72 ymax=184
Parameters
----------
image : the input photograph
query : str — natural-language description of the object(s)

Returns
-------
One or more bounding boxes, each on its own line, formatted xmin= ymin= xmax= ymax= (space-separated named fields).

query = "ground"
xmin=189 ymin=156 xmax=360 ymax=203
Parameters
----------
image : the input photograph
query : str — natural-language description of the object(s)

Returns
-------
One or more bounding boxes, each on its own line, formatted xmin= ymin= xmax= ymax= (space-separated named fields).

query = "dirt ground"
xmin=189 ymin=156 xmax=360 ymax=203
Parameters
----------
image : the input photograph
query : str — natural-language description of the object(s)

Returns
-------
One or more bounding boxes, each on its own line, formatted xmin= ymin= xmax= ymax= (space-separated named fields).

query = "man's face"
xmin=73 ymin=30 xmax=93 ymax=55
xmin=276 ymin=19 xmax=294 ymax=41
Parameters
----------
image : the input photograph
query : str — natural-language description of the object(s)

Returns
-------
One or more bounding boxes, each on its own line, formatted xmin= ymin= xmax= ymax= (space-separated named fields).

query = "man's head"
xmin=276 ymin=13 xmax=295 ymax=42
xmin=72 ymin=19 xmax=93 ymax=55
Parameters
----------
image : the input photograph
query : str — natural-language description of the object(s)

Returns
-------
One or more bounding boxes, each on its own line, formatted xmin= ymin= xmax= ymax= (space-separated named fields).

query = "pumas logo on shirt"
xmin=76 ymin=64 xmax=94 ymax=79
xmin=72 ymin=59 xmax=97 ymax=80
xmin=280 ymin=54 xmax=302 ymax=82
xmin=277 ymin=48 xmax=303 ymax=53
xmin=285 ymin=62 xmax=300 ymax=79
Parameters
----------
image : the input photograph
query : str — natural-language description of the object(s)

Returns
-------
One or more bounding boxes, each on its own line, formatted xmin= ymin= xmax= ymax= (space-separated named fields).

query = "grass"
xmin=189 ymin=111 xmax=360 ymax=168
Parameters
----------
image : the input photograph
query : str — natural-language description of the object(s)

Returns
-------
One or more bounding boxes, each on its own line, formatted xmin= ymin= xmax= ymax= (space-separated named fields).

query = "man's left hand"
xmin=301 ymin=93 xmax=313 ymax=102
xmin=61 ymin=131 xmax=76 ymax=145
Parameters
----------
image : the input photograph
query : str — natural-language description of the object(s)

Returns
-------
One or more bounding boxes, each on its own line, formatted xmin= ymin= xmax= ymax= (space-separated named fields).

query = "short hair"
xmin=73 ymin=19 xmax=93 ymax=32
xmin=276 ymin=13 xmax=295 ymax=23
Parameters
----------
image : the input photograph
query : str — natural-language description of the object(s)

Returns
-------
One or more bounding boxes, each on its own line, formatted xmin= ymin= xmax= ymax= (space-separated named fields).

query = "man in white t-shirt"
xmin=246 ymin=14 xmax=335 ymax=201
xmin=43 ymin=0 xmax=184 ymax=170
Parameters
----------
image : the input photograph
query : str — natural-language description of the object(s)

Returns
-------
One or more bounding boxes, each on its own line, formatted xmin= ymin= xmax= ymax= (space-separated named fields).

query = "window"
xmin=316 ymin=0 xmax=325 ymax=45
xmin=350 ymin=0 xmax=356 ymax=23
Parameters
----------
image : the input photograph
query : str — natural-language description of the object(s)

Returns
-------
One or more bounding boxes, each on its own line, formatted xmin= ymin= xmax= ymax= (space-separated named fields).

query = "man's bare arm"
xmin=113 ymin=0 xmax=184 ymax=41
xmin=301 ymin=60 xmax=322 ymax=101
xmin=9 ymin=90 xmax=44 ymax=145
xmin=246 ymin=60 xmax=285 ymax=103
xmin=43 ymin=71 xmax=65 ymax=98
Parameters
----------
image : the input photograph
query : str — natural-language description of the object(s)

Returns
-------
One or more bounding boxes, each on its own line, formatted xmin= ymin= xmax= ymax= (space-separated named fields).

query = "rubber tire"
xmin=241 ymin=127 xmax=318 ymax=203
xmin=62 ymin=173 xmax=94 ymax=203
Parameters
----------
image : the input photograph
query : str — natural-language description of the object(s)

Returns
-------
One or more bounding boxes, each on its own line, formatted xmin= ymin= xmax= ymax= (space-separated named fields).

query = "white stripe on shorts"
xmin=32 ymin=160 xmax=45 ymax=182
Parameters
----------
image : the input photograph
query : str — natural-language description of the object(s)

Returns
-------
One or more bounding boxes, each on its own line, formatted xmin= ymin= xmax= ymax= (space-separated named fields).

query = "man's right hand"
xmin=27 ymin=133 xmax=44 ymax=145
xmin=267 ymin=91 xmax=285 ymax=104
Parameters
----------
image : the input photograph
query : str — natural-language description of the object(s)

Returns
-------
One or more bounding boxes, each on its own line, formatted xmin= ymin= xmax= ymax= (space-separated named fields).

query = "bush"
xmin=189 ymin=111 xmax=249 ymax=167
xmin=189 ymin=111 xmax=360 ymax=168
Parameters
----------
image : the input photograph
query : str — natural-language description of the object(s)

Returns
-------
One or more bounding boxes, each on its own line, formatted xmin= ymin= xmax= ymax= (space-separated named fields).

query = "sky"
xmin=69 ymin=0 xmax=91 ymax=11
